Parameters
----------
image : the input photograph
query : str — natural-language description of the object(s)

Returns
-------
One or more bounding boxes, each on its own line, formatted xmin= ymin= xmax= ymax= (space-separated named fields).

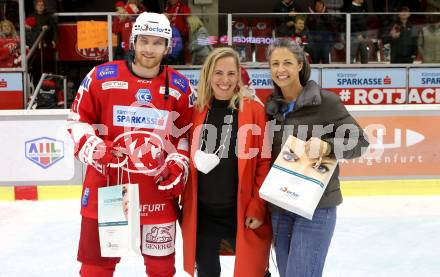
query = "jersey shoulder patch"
xmin=96 ymin=62 xmax=120 ymax=80
xmin=170 ymin=71 xmax=189 ymax=93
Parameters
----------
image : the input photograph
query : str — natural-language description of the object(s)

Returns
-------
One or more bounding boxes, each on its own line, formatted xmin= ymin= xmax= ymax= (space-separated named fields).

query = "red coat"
xmin=182 ymin=98 xmax=272 ymax=277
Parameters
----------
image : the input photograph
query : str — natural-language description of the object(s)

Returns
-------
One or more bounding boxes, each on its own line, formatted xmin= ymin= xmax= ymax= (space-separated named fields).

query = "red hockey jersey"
xmin=68 ymin=60 xmax=195 ymax=224
xmin=0 ymin=37 xmax=20 ymax=68
xmin=112 ymin=17 xmax=133 ymax=53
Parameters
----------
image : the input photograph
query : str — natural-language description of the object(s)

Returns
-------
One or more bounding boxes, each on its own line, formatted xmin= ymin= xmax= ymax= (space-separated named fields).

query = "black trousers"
xmin=195 ymin=232 xmax=236 ymax=277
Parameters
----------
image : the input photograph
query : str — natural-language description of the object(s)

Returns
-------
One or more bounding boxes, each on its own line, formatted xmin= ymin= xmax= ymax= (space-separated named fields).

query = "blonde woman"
xmin=0 ymin=19 xmax=20 ymax=68
xmin=0 ymin=20 xmax=18 ymax=38
xmin=187 ymin=15 xmax=213 ymax=65
xmin=181 ymin=47 xmax=272 ymax=277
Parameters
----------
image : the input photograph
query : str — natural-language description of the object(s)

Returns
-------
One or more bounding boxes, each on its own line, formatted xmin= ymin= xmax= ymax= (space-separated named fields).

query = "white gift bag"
xmin=98 ymin=168 xmax=141 ymax=257
xmin=259 ymin=135 xmax=337 ymax=220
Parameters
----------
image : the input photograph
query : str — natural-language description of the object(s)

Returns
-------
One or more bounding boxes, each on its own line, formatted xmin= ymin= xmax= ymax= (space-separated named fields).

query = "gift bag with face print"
xmin=259 ymin=135 xmax=337 ymax=220
xmin=98 ymin=174 xmax=141 ymax=257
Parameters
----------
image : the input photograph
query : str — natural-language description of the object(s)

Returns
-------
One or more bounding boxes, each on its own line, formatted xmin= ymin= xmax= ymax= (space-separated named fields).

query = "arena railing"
xmin=2 ymin=10 xmax=440 ymax=109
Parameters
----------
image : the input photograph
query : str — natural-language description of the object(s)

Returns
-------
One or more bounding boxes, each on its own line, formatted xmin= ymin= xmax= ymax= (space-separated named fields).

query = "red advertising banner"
xmin=57 ymin=23 xmax=109 ymax=61
xmin=340 ymin=113 xmax=440 ymax=178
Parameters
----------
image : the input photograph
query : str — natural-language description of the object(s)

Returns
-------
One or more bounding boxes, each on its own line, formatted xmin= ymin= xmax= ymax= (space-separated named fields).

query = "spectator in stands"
xmin=308 ymin=0 xmax=335 ymax=64
xmin=28 ymin=0 xmax=58 ymax=80
xmin=347 ymin=0 xmax=368 ymax=63
xmin=112 ymin=1 xmax=133 ymax=60
xmin=187 ymin=15 xmax=213 ymax=65
xmin=426 ymin=0 xmax=440 ymax=12
xmin=291 ymin=16 xmax=309 ymax=48
xmin=0 ymin=19 xmax=20 ymax=68
xmin=298 ymin=0 xmax=317 ymax=12
xmin=273 ymin=0 xmax=297 ymax=37
xmin=165 ymin=0 xmax=191 ymax=40
xmin=125 ymin=0 xmax=146 ymax=14
xmin=165 ymin=26 xmax=184 ymax=64
xmin=30 ymin=0 xmax=58 ymax=49
xmin=0 ymin=19 xmax=18 ymax=38
xmin=418 ymin=15 xmax=440 ymax=63
xmin=165 ymin=0 xmax=191 ymax=64
xmin=383 ymin=6 xmax=417 ymax=63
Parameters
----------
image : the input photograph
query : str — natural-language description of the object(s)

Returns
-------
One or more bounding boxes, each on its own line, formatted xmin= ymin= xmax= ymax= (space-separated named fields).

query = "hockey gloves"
xmin=154 ymin=153 xmax=189 ymax=199
xmin=78 ymin=135 xmax=127 ymax=175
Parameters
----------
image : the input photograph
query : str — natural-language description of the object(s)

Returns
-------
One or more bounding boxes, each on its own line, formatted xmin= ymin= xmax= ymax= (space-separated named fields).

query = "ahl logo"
xmin=25 ymin=137 xmax=64 ymax=169
xmin=135 ymin=89 xmax=153 ymax=104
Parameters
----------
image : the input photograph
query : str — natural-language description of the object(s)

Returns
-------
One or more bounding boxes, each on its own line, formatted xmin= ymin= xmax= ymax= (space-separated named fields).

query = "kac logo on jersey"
xmin=171 ymin=72 xmax=188 ymax=92
xmin=97 ymin=65 xmax=118 ymax=80
xmin=25 ymin=137 xmax=64 ymax=169
xmin=135 ymin=89 xmax=153 ymax=104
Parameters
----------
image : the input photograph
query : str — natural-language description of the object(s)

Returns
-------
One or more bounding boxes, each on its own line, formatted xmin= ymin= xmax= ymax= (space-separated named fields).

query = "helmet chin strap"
xmin=163 ymin=40 xmax=171 ymax=100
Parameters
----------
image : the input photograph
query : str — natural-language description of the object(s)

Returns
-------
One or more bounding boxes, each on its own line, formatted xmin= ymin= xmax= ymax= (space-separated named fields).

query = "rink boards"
xmin=1 ymin=105 xmax=440 ymax=200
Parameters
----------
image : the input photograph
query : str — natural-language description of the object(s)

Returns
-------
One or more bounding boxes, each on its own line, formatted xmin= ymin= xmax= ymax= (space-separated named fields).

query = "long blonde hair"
xmin=187 ymin=15 xmax=204 ymax=34
xmin=0 ymin=20 xmax=17 ymax=38
xmin=196 ymin=47 xmax=251 ymax=111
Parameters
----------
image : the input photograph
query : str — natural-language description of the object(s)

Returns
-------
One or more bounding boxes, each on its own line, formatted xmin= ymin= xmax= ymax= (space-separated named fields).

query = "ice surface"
xmin=1 ymin=196 xmax=439 ymax=276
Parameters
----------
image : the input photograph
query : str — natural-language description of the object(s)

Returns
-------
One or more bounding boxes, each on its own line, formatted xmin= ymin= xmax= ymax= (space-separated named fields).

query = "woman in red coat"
xmin=181 ymin=47 xmax=272 ymax=277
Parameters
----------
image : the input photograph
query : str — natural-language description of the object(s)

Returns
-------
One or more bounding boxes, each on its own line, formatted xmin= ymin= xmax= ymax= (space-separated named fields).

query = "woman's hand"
xmin=305 ymin=137 xmax=331 ymax=168
xmin=245 ymin=216 xmax=263 ymax=229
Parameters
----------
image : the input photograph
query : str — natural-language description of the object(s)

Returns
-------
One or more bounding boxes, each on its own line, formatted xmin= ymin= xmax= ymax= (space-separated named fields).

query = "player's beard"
xmin=134 ymin=50 xmax=164 ymax=72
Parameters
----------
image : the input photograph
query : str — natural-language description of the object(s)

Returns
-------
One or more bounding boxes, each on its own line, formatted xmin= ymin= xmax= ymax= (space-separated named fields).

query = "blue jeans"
xmin=271 ymin=207 xmax=337 ymax=277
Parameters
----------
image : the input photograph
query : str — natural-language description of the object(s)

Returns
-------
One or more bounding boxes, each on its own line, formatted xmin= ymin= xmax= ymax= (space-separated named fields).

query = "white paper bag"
xmin=259 ymin=135 xmax=337 ymax=220
xmin=98 ymin=183 xmax=141 ymax=257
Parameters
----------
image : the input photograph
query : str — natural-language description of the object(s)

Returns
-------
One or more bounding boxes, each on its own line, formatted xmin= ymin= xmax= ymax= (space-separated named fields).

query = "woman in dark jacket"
xmin=265 ymin=38 xmax=369 ymax=277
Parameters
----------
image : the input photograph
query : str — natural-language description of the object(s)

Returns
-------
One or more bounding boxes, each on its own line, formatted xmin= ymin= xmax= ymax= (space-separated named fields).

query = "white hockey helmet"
xmin=130 ymin=12 xmax=172 ymax=52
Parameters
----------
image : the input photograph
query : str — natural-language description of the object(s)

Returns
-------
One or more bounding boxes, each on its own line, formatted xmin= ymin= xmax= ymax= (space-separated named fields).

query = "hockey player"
xmin=67 ymin=12 xmax=194 ymax=277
